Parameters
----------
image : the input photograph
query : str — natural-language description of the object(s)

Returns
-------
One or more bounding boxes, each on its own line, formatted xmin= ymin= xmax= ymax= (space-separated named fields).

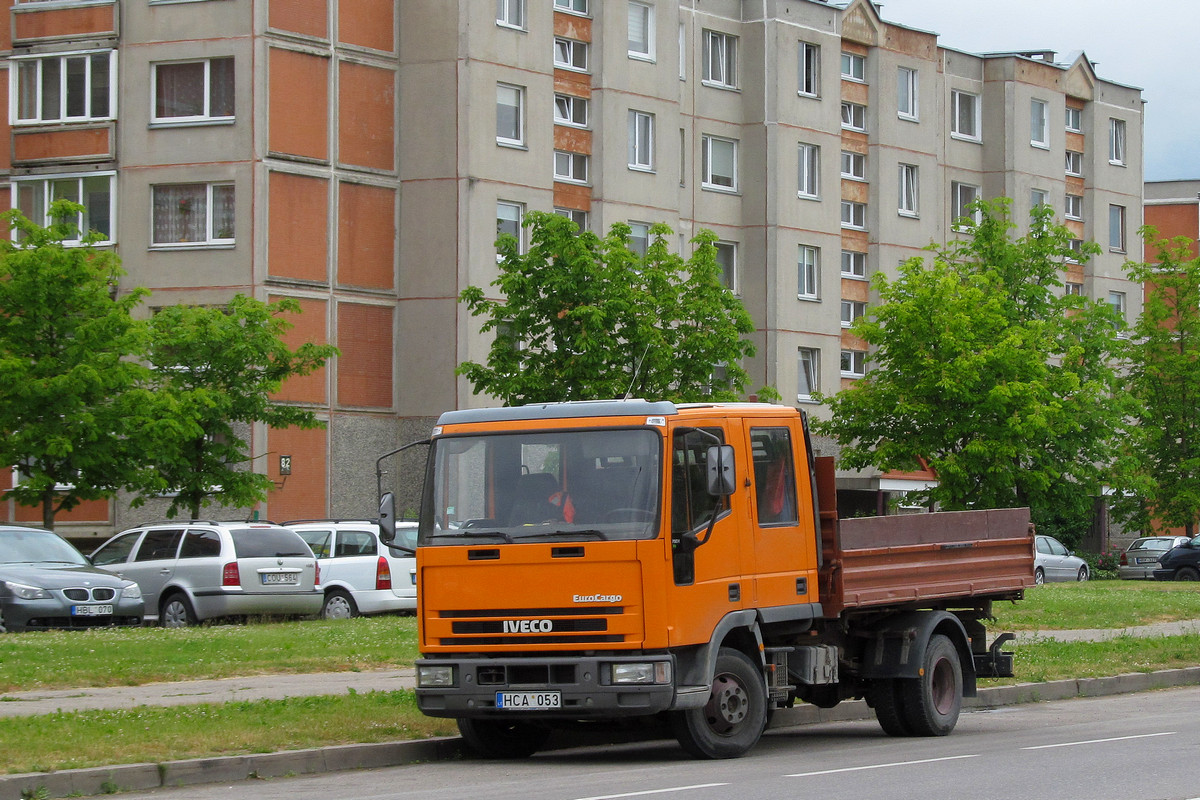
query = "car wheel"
xmin=1077 ymin=565 xmax=1090 ymax=581
xmin=160 ymin=593 xmax=197 ymax=628
xmin=1174 ymin=566 xmax=1200 ymax=581
xmin=322 ymin=589 xmax=358 ymax=620
xmin=1034 ymin=567 xmax=1045 ymax=585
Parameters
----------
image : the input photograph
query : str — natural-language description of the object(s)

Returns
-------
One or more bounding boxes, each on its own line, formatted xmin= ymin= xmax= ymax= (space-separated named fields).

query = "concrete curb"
xmin=4 ymin=667 xmax=1199 ymax=800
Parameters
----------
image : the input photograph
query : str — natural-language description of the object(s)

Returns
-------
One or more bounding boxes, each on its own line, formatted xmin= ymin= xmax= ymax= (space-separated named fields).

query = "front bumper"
xmin=2 ymin=597 xmax=144 ymax=631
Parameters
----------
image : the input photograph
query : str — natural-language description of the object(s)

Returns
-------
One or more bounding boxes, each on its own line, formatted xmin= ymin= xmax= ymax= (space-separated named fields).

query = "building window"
xmin=841 ymin=101 xmax=866 ymax=132
xmin=797 ymin=347 xmax=820 ymax=402
xmin=496 ymin=83 xmax=524 ymax=146
xmin=951 ymin=181 xmax=980 ymax=227
xmin=898 ymin=164 xmax=919 ymax=216
xmin=1108 ymin=291 xmax=1126 ymax=324
xmin=1067 ymin=238 xmax=1084 ymax=262
xmin=628 ymin=2 xmax=654 ymax=60
xmin=897 ymin=66 xmax=918 ymax=120
xmin=1109 ymin=204 xmax=1126 ymax=252
xmin=15 ymin=51 xmax=114 ymax=124
xmin=554 ymin=150 xmax=589 ymax=183
xmin=797 ymin=245 xmax=819 ymax=300
xmin=841 ymin=250 xmax=866 ymax=278
xmin=840 ymin=52 xmax=865 ymax=82
xmin=554 ymin=0 xmax=589 ymax=13
xmin=1030 ymin=98 xmax=1049 ymax=148
xmin=841 ymin=300 xmax=866 ymax=328
xmin=841 ymin=200 xmax=866 ymax=230
xmin=554 ymin=207 xmax=589 ymax=232
xmin=628 ymin=110 xmax=654 ymax=171
xmin=151 ymin=183 xmax=234 ymax=246
xmin=841 ymin=150 xmax=865 ymax=180
xmin=701 ymin=135 xmax=738 ymax=191
xmin=797 ymin=143 xmax=819 ymax=199
xmin=1065 ymin=106 xmax=1082 ymax=133
xmin=715 ymin=241 xmax=737 ymax=294
xmin=628 ymin=221 xmax=650 ymax=256
xmin=798 ymin=42 xmax=820 ymax=97
xmin=1109 ymin=118 xmax=1127 ymax=165
xmin=1065 ymin=282 xmax=1083 ymax=296
xmin=1065 ymin=193 xmax=1083 ymax=220
xmin=554 ymin=37 xmax=589 ymax=72
xmin=702 ymin=30 xmax=737 ymax=88
xmin=951 ymin=90 xmax=979 ymax=140
xmin=496 ymin=201 xmax=523 ymax=255
xmin=1065 ymin=150 xmax=1083 ymax=177
xmin=553 ymin=93 xmax=589 ymax=127
xmin=1031 ymin=188 xmax=1048 ymax=209
xmin=14 ymin=174 xmax=114 ymax=244
xmin=496 ymin=0 xmax=524 ymax=28
xmin=152 ymin=57 xmax=234 ymax=124
xmin=840 ymin=349 xmax=866 ymax=378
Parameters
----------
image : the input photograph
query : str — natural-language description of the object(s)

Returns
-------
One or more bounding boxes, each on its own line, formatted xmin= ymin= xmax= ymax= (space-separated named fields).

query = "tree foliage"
xmin=1110 ymin=230 xmax=1200 ymax=536
xmin=131 ymin=295 xmax=338 ymax=519
xmin=458 ymin=212 xmax=757 ymax=405
xmin=812 ymin=199 xmax=1126 ymax=545
xmin=0 ymin=202 xmax=153 ymax=529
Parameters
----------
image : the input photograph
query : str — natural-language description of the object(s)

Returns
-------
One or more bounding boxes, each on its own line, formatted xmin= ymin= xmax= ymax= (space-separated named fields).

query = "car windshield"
xmin=0 ymin=529 xmax=90 ymax=566
xmin=230 ymin=528 xmax=314 ymax=558
xmin=422 ymin=427 xmax=662 ymax=545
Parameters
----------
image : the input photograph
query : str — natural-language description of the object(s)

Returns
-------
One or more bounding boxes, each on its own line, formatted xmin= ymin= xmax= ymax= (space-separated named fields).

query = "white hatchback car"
xmin=285 ymin=520 xmax=417 ymax=619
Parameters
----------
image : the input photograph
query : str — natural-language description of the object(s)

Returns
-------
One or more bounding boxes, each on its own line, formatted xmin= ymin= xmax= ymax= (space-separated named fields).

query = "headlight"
xmin=121 ymin=582 xmax=142 ymax=600
xmin=417 ymin=665 xmax=456 ymax=688
xmin=610 ymin=661 xmax=672 ymax=685
xmin=3 ymin=580 xmax=51 ymax=600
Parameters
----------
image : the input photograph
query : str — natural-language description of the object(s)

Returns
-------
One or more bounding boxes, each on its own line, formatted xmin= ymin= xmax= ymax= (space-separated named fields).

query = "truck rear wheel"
xmin=671 ymin=647 xmax=767 ymax=759
xmin=457 ymin=718 xmax=550 ymax=759
xmin=897 ymin=634 xmax=962 ymax=736
xmin=868 ymin=679 xmax=911 ymax=737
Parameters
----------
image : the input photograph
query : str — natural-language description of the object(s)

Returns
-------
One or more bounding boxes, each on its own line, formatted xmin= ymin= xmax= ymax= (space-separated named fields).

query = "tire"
xmin=1034 ymin=567 xmax=1045 ymax=585
xmin=322 ymin=589 xmax=358 ymax=620
xmin=896 ymin=634 xmax=962 ymax=737
xmin=1077 ymin=565 xmax=1090 ymax=582
xmin=1174 ymin=566 xmax=1200 ymax=581
xmin=671 ymin=647 xmax=767 ymax=759
xmin=159 ymin=593 xmax=197 ymax=628
xmin=868 ymin=679 xmax=911 ymax=737
xmin=457 ymin=718 xmax=551 ymax=759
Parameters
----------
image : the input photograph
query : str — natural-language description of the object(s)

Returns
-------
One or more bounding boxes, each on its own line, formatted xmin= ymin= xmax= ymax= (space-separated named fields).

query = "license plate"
xmin=496 ymin=691 xmax=560 ymax=710
xmin=1136 ymin=558 xmax=1156 ymax=564
xmin=261 ymin=572 xmax=299 ymax=585
xmin=72 ymin=604 xmax=113 ymax=616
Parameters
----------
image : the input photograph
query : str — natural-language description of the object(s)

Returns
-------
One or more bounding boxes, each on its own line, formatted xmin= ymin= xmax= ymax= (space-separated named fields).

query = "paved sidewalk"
xmin=1013 ymin=617 xmax=1200 ymax=642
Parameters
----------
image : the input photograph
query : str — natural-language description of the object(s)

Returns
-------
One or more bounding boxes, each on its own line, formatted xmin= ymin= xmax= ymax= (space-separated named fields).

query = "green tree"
xmin=813 ymin=200 xmax=1125 ymax=546
xmin=0 ymin=202 xmax=152 ymax=529
xmin=458 ymin=212 xmax=757 ymax=404
xmin=132 ymin=295 xmax=338 ymax=519
xmin=1111 ymin=231 xmax=1200 ymax=536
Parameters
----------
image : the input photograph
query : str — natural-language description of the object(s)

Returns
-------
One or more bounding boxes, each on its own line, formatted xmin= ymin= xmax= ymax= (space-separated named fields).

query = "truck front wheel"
xmin=671 ymin=647 xmax=767 ymax=759
xmin=457 ymin=718 xmax=551 ymax=759
xmin=897 ymin=634 xmax=962 ymax=736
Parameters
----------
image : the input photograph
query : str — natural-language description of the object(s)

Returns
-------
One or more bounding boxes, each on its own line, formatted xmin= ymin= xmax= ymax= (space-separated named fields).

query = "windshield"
xmin=0 ymin=529 xmax=90 ymax=566
xmin=422 ymin=427 xmax=662 ymax=545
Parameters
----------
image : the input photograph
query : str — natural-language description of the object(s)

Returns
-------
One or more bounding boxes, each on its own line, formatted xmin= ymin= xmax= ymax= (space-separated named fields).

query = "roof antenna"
xmin=623 ymin=343 xmax=651 ymax=400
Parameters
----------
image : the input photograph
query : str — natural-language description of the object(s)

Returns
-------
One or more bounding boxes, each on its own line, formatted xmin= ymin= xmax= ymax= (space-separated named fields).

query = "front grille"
xmin=62 ymin=587 xmax=117 ymax=602
xmin=475 ymin=663 xmax=578 ymax=686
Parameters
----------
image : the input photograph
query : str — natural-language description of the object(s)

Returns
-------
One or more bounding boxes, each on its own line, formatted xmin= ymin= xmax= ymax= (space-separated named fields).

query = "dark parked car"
xmin=0 ymin=526 xmax=144 ymax=632
xmin=1153 ymin=535 xmax=1200 ymax=581
xmin=1119 ymin=536 xmax=1189 ymax=580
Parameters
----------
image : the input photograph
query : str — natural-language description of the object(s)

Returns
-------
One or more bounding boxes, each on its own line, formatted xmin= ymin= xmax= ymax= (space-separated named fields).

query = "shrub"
xmin=1082 ymin=549 xmax=1121 ymax=579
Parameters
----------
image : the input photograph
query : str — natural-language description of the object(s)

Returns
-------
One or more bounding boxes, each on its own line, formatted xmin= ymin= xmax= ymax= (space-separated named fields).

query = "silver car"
xmin=1118 ymin=536 xmax=1190 ymax=580
xmin=1034 ymin=534 xmax=1090 ymax=584
xmin=90 ymin=521 xmax=322 ymax=627
xmin=286 ymin=520 xmax=417 ymax=619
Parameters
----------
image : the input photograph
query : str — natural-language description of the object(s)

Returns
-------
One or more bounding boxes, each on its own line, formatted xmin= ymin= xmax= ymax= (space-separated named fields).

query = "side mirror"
xmin=706 ymin=445 xmax=736 ymax=496
xmin=379 ymin=492 xmax=397 ymax=544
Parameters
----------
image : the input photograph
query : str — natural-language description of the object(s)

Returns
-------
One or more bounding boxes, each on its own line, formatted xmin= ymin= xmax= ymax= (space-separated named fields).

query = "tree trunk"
xmin=41 ymin=489 xmax=55 ymax=531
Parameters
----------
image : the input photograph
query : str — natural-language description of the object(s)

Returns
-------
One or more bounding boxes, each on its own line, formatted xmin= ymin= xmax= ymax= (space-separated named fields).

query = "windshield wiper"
xmin=514 ymin=529 xmax=609 ymax=541
xmin=429 ymin=531 xmax=514 ymax=543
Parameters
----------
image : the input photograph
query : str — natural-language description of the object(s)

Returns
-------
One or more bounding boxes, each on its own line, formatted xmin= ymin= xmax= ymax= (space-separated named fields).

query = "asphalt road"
xmin=103 ymin=686 xmax=1200 ymax=800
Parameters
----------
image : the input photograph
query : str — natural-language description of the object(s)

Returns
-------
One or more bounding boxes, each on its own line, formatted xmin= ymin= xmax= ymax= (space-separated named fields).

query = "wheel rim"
xmin=324 ymin=594 xmax=353 ymax=619
xmin=704 ymin=672 xmax=749 ymax=735
xmin=929 ymin=657 xmax=956 ymax=715
xmin=1034 ymin=569 xmax=1044 ymax=585
xmin=162 ymin=600 xmax=188 ymax=628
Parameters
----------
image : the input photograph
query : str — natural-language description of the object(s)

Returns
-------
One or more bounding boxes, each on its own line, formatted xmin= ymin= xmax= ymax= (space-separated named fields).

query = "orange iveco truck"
xmin=379 ymin=399 xmax=1035 ymax=759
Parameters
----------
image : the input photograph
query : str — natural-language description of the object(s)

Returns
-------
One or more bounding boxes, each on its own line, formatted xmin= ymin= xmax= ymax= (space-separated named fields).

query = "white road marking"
xmin=1021 ymin=732 xmax=1176 ymax=750
xmin=575 ymin=784 xmax=730 ymax=800
xmin=785 ymin=754 xmax=979 ymax=777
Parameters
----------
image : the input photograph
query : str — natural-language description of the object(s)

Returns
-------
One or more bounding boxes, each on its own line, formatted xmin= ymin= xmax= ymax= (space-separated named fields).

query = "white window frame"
xmin=1065 ymin=106 xmax=1082 ymax=133
xmin=13 ymin=49 xmax=116 ymax=125
xmin=496 ymin=83 xmax=524 ymax=147
xmin=554 ymin=207 xmax=589 ymax=232
xmin=797 ymin=143 xmax=819 ymax=199
xmin=1109 ymin=118 xmax=1127 ymax=165
xmin=715 ymin=240 xmax=738 ymax=294
xmin=1108 ymin=290 xmax=1126 ymax=323
xmin=553 ymin=93 xmax=588 ymax=128
xmin=951 ymin=181 xmax=980 ymax=228
xmin=1031 ymin=188 xmax=1048 ymax=209
xmin=840 ymin=52 xmax=865 ymax=82
xmin=554 ymin=37 xmax=589 ymax=72
xmin=841 ymin=101 xmax=866 ymax=132
xmin=13 ymin=172 xmax=116 ymax=246
xmin=702 ymin=30 xmax=737 ymax=89
xmin=841 ymin=200 xmax=866 ymax=230
xmin=554 ymin=150 xmax=589 ymax=184
xmin=627 ymin=221 xmax=650 ymax=256
xmin=841 ymin=150 xmax=865 ymax=181
xmin=1109 ymin=204 xmax=1126 ymax=252
xmin=1064 ymin=281 xmax=1084 ymax=296
xmin=1030 ymin=98 xmax=1049 ymax=148
xmin=151 ymin=57 xmax=235 ymax=125
xmin=841 ymin=250 xmax=867 ymax=278
xmin=898 ymin=163 xmax=919 ymax=217
xmin=897 ymin=66 xmax=918 ymax=121
xmin=150 ymin=182 xmax=235 ymax=247
xmin=628 ymin=1 xmax=654 ymax=61
xmin=950 ymin=89 xmax=979 ymax=141
xmin=797 ymin=347 xmax=820 ymax=402
xmin=496 ymin=200 xmax=524 ymax=256
xmin=798 ymin=42 xmax=820 ymax=97
xmin=554 ymin=0 xmax=589 ymax=14
xmin=841 ymin=350 xmax=866 ymax=378
xmin=1067 ymin=239 xmax=1084 ymax=263
xmin=628 ymin=110 xmax=655 ymax=171
xmin=841 ymin=300 xmax=866 ymax=328
xmin=496 ymin=0 xmax=524 ymax=29
xmin=1065 ymin=150 xmax=1083 ymax=177
xmin=797 ymin=245 xmax=819 ymax=300
xmin=1065 ymin=193 xmax=1083 ymax=221
xmin=701 ymin=134 xmax=738 ymax=192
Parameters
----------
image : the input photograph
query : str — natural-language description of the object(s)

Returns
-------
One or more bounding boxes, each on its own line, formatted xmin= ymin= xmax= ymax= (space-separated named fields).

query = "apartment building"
xmin=0 ymin=0 xmax=1144 ymax=541
xmin=1145 ymin=180 xmax=1200 ymax=259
